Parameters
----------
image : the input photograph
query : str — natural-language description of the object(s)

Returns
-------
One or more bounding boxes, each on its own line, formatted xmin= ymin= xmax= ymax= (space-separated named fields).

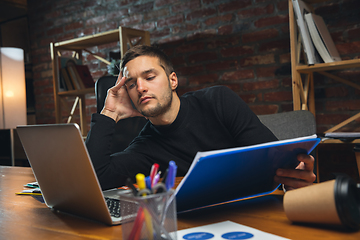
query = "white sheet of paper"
xmin=177 ymin=221 xmax=289 ymax=240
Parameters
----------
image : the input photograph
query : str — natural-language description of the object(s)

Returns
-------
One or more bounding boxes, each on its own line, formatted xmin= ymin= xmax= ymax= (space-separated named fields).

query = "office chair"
xmin=257 ymin=110 xmax=316 ymax=140
xmin=95 ymin=76 xmax=147 ymax=153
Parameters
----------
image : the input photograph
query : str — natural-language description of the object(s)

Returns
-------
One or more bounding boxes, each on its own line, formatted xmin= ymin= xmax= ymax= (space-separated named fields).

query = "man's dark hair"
xmin=120 ymin=45 xmax=174 ymax=76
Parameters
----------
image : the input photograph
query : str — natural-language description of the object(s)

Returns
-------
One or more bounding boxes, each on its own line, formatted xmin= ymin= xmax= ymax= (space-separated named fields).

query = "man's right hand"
xmin=100 ymin=74 xmax=143 ymax=122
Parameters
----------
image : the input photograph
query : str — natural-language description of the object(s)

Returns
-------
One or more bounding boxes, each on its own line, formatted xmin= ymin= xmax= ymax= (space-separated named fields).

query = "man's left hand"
xmin=274 ymin=154 xmax=316 ymax=191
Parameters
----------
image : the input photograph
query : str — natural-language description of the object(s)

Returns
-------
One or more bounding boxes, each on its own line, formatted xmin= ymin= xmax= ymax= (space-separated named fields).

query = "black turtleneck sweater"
xmin=85 ymin=86 xmax=277 ymax=190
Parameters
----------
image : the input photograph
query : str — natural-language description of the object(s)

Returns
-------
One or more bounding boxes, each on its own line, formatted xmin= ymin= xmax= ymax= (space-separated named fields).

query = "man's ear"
xmin=169 ymin=72 xmax=178 ymax=90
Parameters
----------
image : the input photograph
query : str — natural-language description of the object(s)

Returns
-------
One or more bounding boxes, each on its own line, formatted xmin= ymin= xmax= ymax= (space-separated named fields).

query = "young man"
xmin=86 ymin=45 xmax=316 ymax=191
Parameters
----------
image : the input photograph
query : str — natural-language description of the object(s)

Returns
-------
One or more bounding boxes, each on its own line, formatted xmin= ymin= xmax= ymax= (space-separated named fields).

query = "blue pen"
xmin=145 ymin=176 xmax=152 ymax=190
xmin=165 ymin=161 xmax=177 ymax=190
xmin=170 ymin=161 xmax=177 ymax=188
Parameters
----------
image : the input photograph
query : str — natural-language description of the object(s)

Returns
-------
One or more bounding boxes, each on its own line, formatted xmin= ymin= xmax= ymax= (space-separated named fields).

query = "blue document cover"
xmin=175 ymin=135 xmax=320 ymax=213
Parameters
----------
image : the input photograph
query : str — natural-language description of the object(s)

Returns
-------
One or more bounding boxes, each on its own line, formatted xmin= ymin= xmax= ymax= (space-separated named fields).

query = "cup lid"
xmin=334 ymin=175 xmax=360 ymax=230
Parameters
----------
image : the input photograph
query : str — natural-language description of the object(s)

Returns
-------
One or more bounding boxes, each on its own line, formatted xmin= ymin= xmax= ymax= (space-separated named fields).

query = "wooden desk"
xmin=1 ymin=166 xmax=359 ymax=240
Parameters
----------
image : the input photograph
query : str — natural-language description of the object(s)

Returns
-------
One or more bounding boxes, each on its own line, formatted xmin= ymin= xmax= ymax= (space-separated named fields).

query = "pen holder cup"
xmin=119 ymin=189 xmax=177 ymax=240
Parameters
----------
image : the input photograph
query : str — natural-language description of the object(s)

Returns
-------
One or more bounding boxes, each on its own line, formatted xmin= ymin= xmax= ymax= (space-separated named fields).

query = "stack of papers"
xmin=16 ymin=181 xmax=41 ymax=195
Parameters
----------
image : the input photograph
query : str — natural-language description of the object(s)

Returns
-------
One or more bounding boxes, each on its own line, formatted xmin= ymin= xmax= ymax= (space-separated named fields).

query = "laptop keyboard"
xmin=105 ymin=197 xmax=121 ymax=218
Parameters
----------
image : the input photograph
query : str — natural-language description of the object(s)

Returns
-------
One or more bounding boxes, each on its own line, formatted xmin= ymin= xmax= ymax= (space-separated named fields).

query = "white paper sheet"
xmin=177 ymin=221 xmax=289 ymax=240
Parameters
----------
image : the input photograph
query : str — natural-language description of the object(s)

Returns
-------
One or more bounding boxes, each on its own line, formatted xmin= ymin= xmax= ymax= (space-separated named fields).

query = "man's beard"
xmin=139 ymin=83 xmax=173 ymax=118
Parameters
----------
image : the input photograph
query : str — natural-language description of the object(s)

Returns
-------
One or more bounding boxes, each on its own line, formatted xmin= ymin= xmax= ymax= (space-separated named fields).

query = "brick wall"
xmin=27 ymin=0 xmax=360 ymax=134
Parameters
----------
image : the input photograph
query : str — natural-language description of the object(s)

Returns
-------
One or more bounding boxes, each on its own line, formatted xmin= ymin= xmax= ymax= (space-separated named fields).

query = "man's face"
xmin=123 ymin=56 xmax=174 ymax=118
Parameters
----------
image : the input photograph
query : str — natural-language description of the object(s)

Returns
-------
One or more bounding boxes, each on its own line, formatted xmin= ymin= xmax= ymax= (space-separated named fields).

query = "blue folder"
xmin=175 ymin=135 xmax=321 ymax=213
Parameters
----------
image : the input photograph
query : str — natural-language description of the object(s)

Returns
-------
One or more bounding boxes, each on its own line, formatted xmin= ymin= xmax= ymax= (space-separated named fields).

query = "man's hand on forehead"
xmin=123 ymin=66 xmax=130 ymax=78
xmin=122 ymin=66 xmax=134 ymax=87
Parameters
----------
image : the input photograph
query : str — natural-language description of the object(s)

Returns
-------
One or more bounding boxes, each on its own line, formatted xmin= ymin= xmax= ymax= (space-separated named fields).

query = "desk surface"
xmin=1 ymin=166 xmax=359 ymax=240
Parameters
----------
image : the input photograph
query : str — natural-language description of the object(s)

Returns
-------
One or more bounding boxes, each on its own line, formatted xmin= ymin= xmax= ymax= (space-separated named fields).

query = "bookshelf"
xmin=289 ymin=0 xmax=360 ymax=133
xmin=50 ymin=27 xmax=150 ymax=136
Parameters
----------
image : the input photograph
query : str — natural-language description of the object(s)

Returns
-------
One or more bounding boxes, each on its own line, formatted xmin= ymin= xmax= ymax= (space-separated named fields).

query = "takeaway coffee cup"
xmin=283 ymin=175 xmax=360 ymax=230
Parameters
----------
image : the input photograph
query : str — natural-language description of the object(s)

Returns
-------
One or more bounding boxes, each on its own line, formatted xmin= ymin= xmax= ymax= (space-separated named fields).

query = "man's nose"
xmin=136 ymin=78 xmax=148 ymax=93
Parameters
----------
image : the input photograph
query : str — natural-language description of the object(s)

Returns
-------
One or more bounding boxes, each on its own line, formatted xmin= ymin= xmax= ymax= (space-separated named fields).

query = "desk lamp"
xmin=0 ymin=47 xmax=27 ymax=166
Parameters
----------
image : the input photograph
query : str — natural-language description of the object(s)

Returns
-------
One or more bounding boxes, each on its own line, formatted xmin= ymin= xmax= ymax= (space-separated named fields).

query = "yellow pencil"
xmin=15 ymin=192 xmax=42 ymax=196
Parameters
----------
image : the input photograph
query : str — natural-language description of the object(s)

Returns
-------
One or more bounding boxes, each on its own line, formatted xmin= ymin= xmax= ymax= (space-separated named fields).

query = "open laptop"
xmin=17 ymin=123 xmax=129 ymax=225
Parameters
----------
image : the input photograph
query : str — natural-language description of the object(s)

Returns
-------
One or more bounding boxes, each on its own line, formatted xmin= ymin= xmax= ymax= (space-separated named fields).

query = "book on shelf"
xmin=66 ymin=65 xmax=95 ymax=90
xmin=58 ymin=70 xmax=67 ymax=91
xmin=57 ymin=56 xmax=95 ymax=92
xmin=74 ymin=65 xmax=95 ymax=88
xmin=292 ymin=0 xmax=320 ymax=65
xmin=304 ymin=12 xmax=341 ymax=63
xmin=57 ymin=57 xmax=82 ymax=92
xmin=66 ymin=65 xmax=83 ymax=90
xmin=60 ymin=68 xmax=75 ymax=91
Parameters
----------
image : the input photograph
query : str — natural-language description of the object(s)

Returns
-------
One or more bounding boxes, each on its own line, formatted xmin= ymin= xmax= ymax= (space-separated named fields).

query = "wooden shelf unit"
xmin=50 ymin=27 xmax=150 ymax=136
xmin=289 ymin=0 xmax=360 ymax=133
